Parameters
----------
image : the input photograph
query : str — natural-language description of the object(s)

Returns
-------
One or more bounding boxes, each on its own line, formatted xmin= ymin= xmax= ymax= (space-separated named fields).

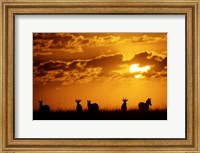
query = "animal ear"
xmin=75 ymin=99 xmax=81 ymax=102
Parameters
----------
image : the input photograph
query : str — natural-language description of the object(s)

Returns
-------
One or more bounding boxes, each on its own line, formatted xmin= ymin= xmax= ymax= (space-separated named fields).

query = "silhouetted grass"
xmin=33 ymin=109 xmax=167 ymax=120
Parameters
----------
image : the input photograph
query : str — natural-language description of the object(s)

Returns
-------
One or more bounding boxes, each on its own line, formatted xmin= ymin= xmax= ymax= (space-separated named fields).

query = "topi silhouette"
xmin=87 ymin=100 xmax=99 ymax=112
xmin=39 ymin=100 xmax=50 ymax=113
xmin=138 ymin=98 xmax=152 ymax=111
xmin=121 ymin=97 xmax=128 ymax=112
xmin=75 ymin=99 xmax=82 ymax=112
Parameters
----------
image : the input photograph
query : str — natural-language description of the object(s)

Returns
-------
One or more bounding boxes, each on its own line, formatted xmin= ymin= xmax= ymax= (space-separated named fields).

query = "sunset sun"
xmin=130 ymin=64 xmax=150 ymax=73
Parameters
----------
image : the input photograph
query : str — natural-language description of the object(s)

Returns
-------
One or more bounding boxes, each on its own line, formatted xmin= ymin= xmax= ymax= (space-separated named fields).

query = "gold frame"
xmin=0 ymin=0 xmax=199 ymax=152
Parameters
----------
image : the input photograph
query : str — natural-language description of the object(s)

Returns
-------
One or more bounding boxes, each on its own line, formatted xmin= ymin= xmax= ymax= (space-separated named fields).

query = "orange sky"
xmin=33 ymin=33 xmax=167 ymax=111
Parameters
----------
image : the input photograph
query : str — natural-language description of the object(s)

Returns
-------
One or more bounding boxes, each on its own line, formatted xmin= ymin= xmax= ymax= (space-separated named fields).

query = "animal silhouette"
xmin=87 ymin=100 xmax=99 ymax=112
xmin=138 ymin=98 xmax=152 ymax=111
xmin=121 ymin=97 xmax=128 ymax=112
xmin=75 ymin=99 xmax=82 ymax=112
xmin=39 ymin=100 xmax=50 ymax=113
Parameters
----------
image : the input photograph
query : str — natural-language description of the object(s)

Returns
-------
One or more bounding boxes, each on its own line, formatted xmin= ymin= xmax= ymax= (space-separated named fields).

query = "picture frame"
xmin=0 ymin=0 xmax=199 ymax=152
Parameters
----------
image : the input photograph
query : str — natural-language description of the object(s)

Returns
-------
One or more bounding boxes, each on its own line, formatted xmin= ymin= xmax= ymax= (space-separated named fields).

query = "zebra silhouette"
xmin=39 ymin=100 xmax=50 ymax=113
xmin=87 ymin=100 xmax=99 ymax=112
xmin=75 ymin=99 xmax=82 ymax=113
xmin=121 ymin=97 xmax=128 ymax=112
xmin=138 ymin=98 xmax=152 ymax=111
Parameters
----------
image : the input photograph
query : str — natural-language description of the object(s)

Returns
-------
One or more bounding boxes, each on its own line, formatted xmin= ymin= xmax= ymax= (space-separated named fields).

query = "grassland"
xmin=33 ymin=109 xmax=167 ymax=120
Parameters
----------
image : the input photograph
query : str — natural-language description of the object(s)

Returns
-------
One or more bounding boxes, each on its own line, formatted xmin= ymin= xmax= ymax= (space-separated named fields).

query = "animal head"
xmin=122 ymin=97 xmax=128 ymax=103
xmin=39 ymin=100 xmax=43 ymax=105
xmin=146 ymin=98 xmax=152 ymax=106
xmin=75 ymin=99 xmax=81 ymax=104
xmin=87 ymin=100 xmax=91 ymax=104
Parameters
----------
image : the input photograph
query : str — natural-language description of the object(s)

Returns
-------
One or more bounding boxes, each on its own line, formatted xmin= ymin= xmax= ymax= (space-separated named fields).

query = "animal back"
xmin=138 ymin=102 xmax=145 ymax=110
xmin=138 ymin=102 xmax=148 ymax=111
xmin=88 ymin=103 xmax=99 ymax=112
xmin=43 ymin=105 xmax=50 ymax=112
xmin=92 ymin=103 xmax=99 ymax=111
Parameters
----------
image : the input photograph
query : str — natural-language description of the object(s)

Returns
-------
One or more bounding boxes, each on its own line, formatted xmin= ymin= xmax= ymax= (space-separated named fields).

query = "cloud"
xmin=34 ymin=66 xmax=102 ymax=85
xmin=33 ymin=33 xmax=167 ymax=57
xmin=130 ymin=34 xmax=167 ymax=44
xmin=33 ymin=51 xmax=52 ymax=57
xmin=33 ymin=53 xmax=124 ymax=85
xmin=108 ymin=51 xmax=167 ymax=80
xmin=130 ymin=51 xmax=166 ymax=64
xmin=33 ymin=33 xmax=123 ymax=56
xmin=90 ymin=35 xmax=121 ymax=46
xmin=37 ymin=60 xmax=68 ymax=71
xmin=126 ymin=51 xmax=167 ymax=78
xmin=33 ymin=33 xmax=78 ymax=56
xmin=86 ymin=54 xmax=123 ymax=75
xmin=33 ymin=50 xmax=167 ymax=86
xmin=62 ymin=67 xmax=102 ymax=85
xmin=33 ymin=33 xmax=167 ymax=86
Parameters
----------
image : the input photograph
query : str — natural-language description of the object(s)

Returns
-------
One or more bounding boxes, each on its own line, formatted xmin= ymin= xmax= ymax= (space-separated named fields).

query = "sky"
xmin=33 ymin=33 xmax=167 ymax=111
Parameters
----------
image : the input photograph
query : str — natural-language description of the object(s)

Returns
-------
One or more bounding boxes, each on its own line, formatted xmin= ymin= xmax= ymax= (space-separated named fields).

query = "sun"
xmin=130 ymin=64 xmax=140 ymax=73
xmin=130 ymin=64 xmax=150 ymax=79
xmin=130 ymin=64 xmax=150 ymax=73
xmin=134 ymin=74 xmax=145 ymax=79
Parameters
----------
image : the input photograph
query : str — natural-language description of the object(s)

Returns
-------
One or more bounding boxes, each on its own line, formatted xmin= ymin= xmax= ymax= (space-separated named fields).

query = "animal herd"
xmin=38 ymin=98 xmax=152 ymax=113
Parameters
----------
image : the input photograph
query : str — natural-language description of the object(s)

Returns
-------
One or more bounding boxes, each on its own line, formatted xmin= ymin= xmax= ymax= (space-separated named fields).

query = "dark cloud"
xmin=130 ymin=51 xmax=166 ymax=70
xmin=33 ymin=33 xmax=167 ymax=86
xmin=81 ymin=39 xmax=89 ymax=45
xmin=33 ymin=69 xmax=48 ymax=77
xmin=87 ymin=54 xmax=123 ymax=75
xmin=33 ymin=33 xmax=75 ymax=50
xmin=33 ymin=33 xmax=123 ymax=57
xmin=48 ymin=35 xmax=75 ymax=49
xmin=66 ymin=60 xmax=86 ymax=71
xmin=128 ymin=51 xmax=167 ymax=78
xmin=54 ymin=71 xmax=64 ymax=78
xmin=37 ymin=60 xmax=68 ymax=71
xmin=33 ymin=54 xmax=124 ymax=85
xmin=33 ymin=51 xmax=167 ymax=85
xmin=33 ymin=33 xmax=55 ymax=39
xmin=34 ymin=54 xmax=123 ymax=76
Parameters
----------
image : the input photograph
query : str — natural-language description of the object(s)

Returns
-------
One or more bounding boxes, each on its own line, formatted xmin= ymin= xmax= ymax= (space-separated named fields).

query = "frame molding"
xmin=0 ymin=0 xmax=199 ymax=152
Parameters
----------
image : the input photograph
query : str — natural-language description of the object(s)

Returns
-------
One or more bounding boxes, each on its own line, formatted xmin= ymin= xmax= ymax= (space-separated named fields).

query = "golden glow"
xmin=130 ymin=64 xmax=150 ymax=73
xmin=134 ymin=74 xmax=145 ymax=79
